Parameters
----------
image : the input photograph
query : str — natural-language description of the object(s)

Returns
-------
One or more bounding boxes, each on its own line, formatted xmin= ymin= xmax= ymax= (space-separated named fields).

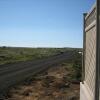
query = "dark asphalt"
xmin=0 ymin=52 xmax=74 ymax=97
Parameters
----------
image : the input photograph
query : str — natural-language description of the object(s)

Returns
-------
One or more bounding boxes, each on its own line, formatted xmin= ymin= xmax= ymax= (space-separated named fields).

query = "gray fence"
xmin=83 ymin=3 xmax=96 ymax=100
xmin=83 ymin=1 xmax=100 ymax=100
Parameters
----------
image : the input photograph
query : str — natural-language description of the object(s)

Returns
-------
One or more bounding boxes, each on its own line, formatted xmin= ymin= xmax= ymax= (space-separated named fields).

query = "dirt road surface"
xmin=0 ymin=52 xmax=75 ymax=97
xmin=7 ymin=63 xmax=80 ymax=100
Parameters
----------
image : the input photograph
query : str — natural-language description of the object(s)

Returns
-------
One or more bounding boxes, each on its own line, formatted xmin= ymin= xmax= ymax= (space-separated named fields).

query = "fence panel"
xmin=84 ymin=4 xmax=96 ymax=98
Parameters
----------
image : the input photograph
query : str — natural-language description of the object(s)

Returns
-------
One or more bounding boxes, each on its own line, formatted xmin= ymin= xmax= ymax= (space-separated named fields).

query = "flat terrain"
xmin=0 ymin=47 xmax=81 ymax=65
xmin=0 ymin=51 xmax=77 ymax=98
xmin=0 ymin=47 xmax=82 ymax=99
xmin=7 ymin=63 xmax=80 ymax=100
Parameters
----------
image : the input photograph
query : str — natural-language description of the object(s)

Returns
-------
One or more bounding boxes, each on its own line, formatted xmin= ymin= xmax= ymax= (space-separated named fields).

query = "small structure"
xmin=80 ymin=0 xmax=100 ymax=100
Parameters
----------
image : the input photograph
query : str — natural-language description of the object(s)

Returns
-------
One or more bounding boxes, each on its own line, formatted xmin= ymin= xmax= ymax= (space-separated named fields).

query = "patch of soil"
xmin=7 ymin=63 xmax=80 ymax=100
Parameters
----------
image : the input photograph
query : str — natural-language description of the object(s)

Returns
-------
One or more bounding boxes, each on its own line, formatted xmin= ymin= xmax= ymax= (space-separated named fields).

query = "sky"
xmin=0 ymin=0 xmax=95 ymax=48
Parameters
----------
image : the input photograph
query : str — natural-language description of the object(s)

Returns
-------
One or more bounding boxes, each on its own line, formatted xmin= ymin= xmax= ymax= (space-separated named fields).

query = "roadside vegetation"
xmin=73 ymin=53 xmax=82 ymax=81
xmin=0 ymin=47 xmax=82 ymax=99
xmin=6 ymin=49 xmax=82 ymax=100
xmin=0 ymin=46 xmax=82 ymax=65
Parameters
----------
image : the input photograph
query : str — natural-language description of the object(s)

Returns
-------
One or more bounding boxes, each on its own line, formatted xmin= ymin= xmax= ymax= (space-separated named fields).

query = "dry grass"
xmin=6 ymin=63 xmax=80 ymax=100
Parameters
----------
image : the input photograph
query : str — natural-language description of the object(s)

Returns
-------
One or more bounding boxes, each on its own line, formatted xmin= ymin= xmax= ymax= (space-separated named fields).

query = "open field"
xmin=0 ymin=47 xmax=82 ymax=99
xmin=0 ymin=51 xmax=80 ymax=97
xmin=0 ymin=47 xmax=82 ymax=65
xmin=7 ymin=58 xmax=81 ymax=100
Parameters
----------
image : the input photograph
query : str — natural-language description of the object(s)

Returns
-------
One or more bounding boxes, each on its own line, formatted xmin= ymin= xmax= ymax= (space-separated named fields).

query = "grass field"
xmin=0 ymin=47 xmax=82 ymax=99
xmin=0 ymin=47 xmax=82 ymax=65
xmin=7 ymin=55 xmax=82 ymax=100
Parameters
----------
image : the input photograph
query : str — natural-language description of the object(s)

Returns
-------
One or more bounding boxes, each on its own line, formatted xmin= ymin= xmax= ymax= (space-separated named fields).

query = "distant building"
xmin=80 ymin=0 xmax=100 ymax=100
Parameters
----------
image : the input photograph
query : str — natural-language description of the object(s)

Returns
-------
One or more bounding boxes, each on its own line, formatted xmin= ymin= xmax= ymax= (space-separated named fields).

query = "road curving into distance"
xmin=0 ymin=52 xmax=75 ymax=97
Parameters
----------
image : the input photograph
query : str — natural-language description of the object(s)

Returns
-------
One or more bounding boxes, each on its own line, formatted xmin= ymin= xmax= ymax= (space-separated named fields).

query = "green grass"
xmin=60 ymin=52 xmax=82 ymax=81
xmin=62 ymin=52 xmax=82 ymax=81
xmin=0 ymin=46 xmax=82 ymax=65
